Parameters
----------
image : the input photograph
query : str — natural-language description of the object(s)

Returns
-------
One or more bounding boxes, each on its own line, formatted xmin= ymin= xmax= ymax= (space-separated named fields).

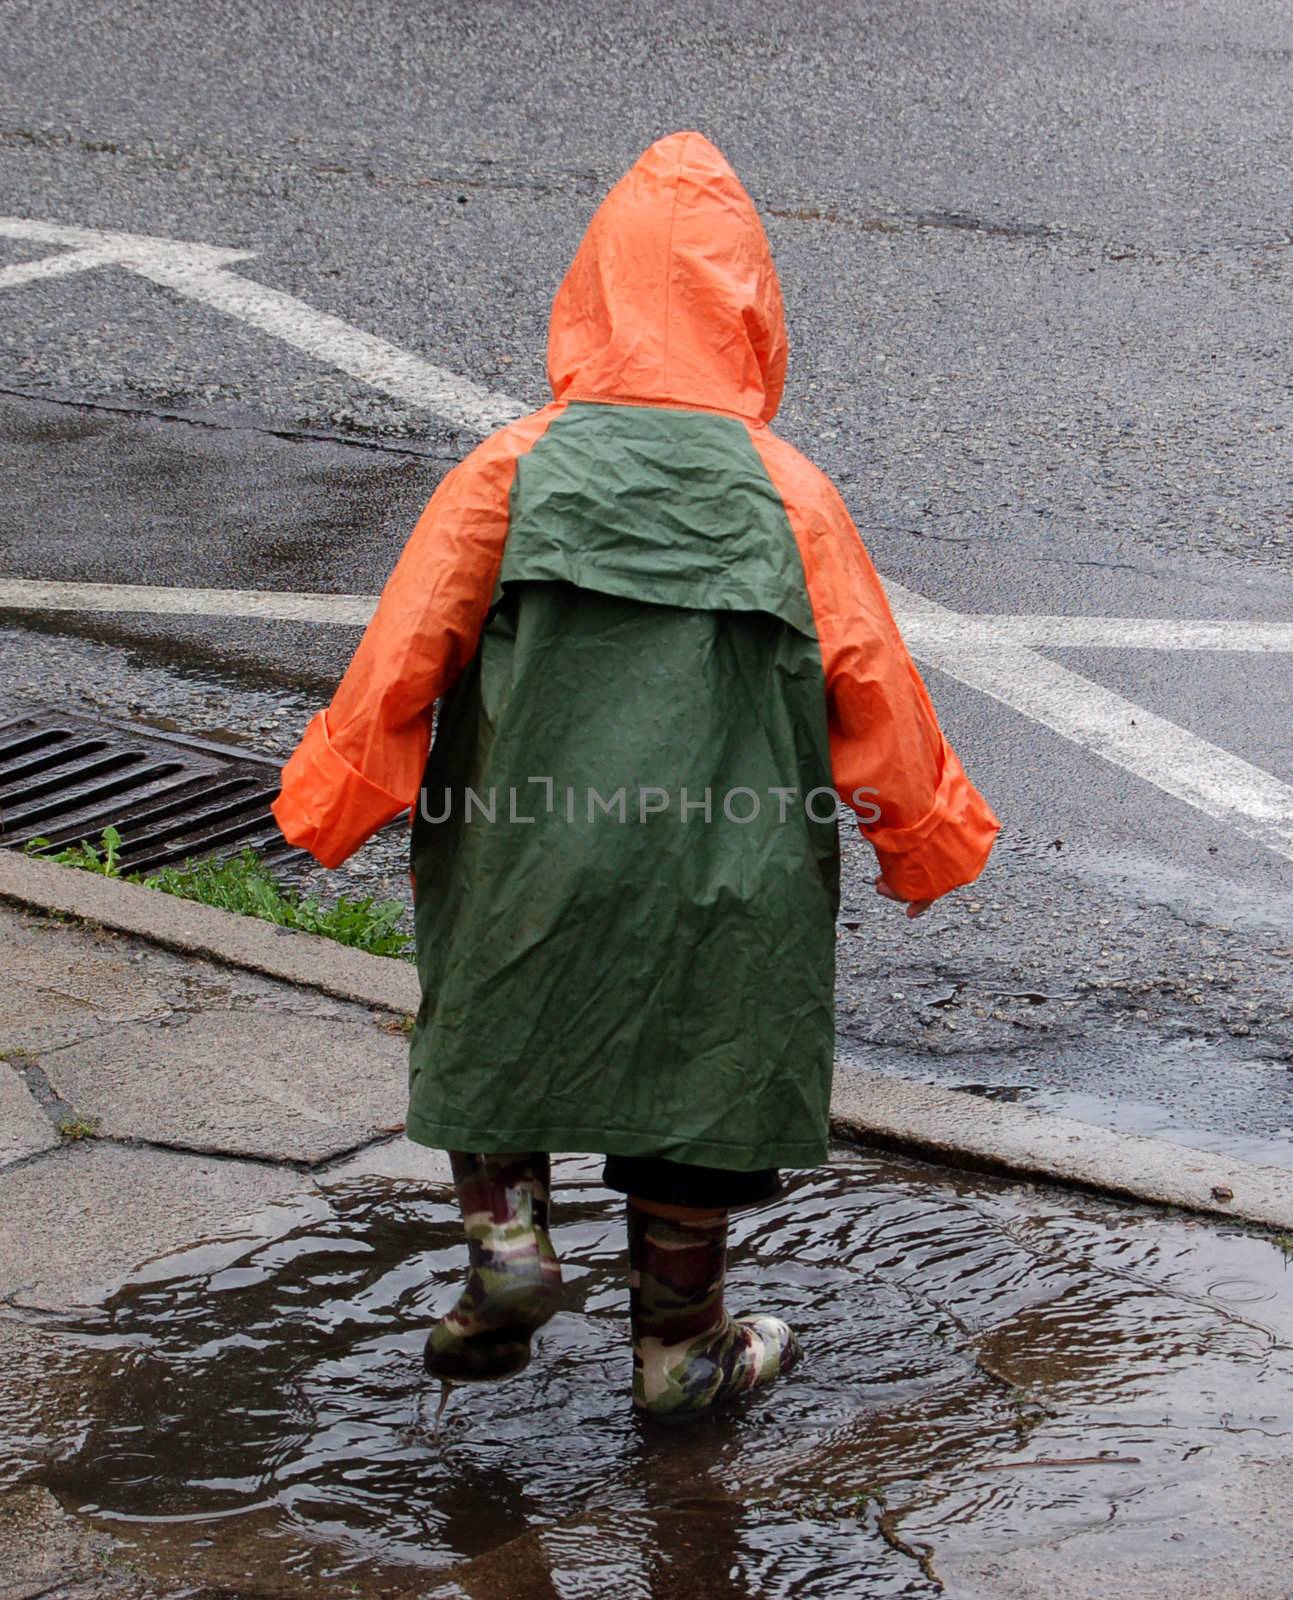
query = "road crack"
xmin=0 ymin=384 xmax=458 ymax=460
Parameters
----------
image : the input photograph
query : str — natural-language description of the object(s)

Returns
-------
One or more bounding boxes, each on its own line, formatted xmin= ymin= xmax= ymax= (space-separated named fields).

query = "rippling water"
xmin=4 ymin=1147 xmax=1292 ymax=1596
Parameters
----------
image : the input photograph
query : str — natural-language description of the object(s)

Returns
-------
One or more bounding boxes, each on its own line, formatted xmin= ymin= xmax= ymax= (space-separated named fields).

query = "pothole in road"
xmin=4 ymin=1148 xmax=1292 ymax=1597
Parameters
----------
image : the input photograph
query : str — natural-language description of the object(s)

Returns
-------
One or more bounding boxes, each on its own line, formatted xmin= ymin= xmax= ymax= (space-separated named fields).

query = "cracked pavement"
xmin=0 ymin=901 xmax=448 ymax=1314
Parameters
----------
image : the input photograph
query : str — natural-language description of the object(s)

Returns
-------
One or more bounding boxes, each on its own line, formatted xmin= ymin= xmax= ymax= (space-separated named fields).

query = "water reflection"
xmin=7 ymin=1148 xmax=1293 ymax=1596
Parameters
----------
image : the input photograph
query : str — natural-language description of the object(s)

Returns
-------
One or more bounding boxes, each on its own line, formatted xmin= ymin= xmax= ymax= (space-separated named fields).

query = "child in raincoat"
xmin=273 ymin=131 xmax=999 ymax=1421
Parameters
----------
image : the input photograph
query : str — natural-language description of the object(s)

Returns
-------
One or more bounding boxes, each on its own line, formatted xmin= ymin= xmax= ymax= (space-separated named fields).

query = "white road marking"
xmin=0 ymin=216 xmax=254 ymax=269
xmin=0 ymin=578 xmax=377 ymax=625
xmin=0 ymin=247 xmax=122 ymax=289
xmin=892 ymin=581 xmax=1293 ymax=864
xmin=4 ymin=577 xmax=1293 ymax=655
xmin=4 ymin=577 xmax=1291 ymax=861
xmin=0 ymin=217 xmax=522 ymax=436
xmin=127 ymin=255 xmax=524 ymax=437
xmin=1 ymin=215 xmax=1290 ymax=861
xmin=967 ymin=615 xmax=1293 ymax=653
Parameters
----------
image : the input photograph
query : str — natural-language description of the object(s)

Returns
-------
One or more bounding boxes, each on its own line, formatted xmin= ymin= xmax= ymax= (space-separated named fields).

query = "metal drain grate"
xmin=0 ymin=709 xmax=305 ymax=875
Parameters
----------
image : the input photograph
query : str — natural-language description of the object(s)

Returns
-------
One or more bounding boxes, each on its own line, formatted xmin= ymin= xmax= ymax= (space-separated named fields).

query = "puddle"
xmin=4 ymin=1149 xmax=1293 ymax=1596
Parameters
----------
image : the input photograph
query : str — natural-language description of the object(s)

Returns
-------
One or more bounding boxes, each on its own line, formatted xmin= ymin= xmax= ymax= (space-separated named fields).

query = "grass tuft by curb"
xmin=56 ymin=1115 xmax=100 ymax=1141
xmin=25 ymin=828 xmax=414 ymax=960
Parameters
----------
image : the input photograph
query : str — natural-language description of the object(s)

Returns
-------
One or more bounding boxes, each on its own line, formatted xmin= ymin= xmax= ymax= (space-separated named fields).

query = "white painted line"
xmin=0 ymin=215 xmax=254 ymax=269
xmin=130 ymin=256 xmax=525 ymax=438
xmin=2 ymin=216 xmax=1289 ymax=862
xmin=0 ymin=216 xmax=524 ymax=436
xmin=966 ymin=615 xmax=1293 ymax=653
xmin=4 ymin=578 xmax=1289 ymax=657
xmin=4 ymin=575 xmax=1290 ymax=860
xmin=0 ymin=578 xmax=376 ymax=626
xmin=0 ymin=248 xmax=119 ymax=290
xmin=891 ymin=581 xmax=1293 ymax=864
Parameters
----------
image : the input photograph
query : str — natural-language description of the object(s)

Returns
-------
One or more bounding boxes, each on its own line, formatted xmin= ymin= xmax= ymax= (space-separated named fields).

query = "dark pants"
xmin=601 ymin=1154 xmax=782 ymax=1209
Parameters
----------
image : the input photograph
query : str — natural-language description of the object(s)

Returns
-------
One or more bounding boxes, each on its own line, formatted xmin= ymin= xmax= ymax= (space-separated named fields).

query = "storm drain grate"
xmin=0 ymin=709 xmax=306 ymax=875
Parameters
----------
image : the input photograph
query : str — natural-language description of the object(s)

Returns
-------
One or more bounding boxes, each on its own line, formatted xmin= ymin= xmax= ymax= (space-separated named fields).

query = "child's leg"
xmin=423 ymin=1151 xmax=563 ymax=1384
xmin=629 ymin=1198 xmax=724 ymax=1220
xmin=604 ymin=1157 xmax=799 ymax=1420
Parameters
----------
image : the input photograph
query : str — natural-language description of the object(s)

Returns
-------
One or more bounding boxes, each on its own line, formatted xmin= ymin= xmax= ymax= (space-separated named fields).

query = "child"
xmin=272 ymin=131 xmax=999 ymax=1422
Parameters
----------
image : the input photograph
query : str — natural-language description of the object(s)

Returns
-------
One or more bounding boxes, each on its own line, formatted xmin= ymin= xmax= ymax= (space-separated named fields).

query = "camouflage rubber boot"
xmin=627 ymin=1202 xmax=800 ymax=1420
xmin=423 ymin=1151 xmax=563 ymax=1385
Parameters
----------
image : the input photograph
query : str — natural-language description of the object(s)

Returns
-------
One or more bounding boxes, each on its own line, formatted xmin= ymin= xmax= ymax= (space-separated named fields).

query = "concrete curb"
xmin=6 ymin=849 xmax=1293 ymax=1231
xmin=830 ymin=1074 xmax=1293 ymax=1231
xmin=0 ymin=849 xmax=419 ymax=1015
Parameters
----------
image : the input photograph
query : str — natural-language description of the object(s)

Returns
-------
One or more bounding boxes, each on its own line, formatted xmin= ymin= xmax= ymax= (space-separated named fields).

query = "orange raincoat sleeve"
xmin=750 ymin=428 xmax=1000 ymax=903
xmin=272 ymin=411 xmax=556 ymax=868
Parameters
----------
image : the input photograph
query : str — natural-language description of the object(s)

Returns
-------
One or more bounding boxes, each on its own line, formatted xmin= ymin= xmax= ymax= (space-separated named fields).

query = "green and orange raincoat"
xmin=273 ymin=131 xmax=999 ymax=1170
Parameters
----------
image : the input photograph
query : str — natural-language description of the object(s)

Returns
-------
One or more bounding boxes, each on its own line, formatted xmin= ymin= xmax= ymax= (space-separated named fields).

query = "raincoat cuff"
xmin=271 ymin=710 xmax=409 ymax=869
xmin=864 ymin=743 xmax=1000 ymax=903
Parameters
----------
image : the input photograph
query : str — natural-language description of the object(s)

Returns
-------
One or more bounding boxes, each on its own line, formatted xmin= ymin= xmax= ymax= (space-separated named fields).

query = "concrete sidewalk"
xmin=0 ymin=898 xmax=454 ymax=1315
xmin=4 ymin=845 xmax=1293 ymax=1267
xmin=5 ymin=878 xmax=1293 ymax=1599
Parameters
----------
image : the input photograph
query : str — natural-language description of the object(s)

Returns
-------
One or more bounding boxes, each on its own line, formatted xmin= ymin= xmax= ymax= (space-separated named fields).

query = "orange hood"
xmin=547 ymin=131 xmax=788 ymax=423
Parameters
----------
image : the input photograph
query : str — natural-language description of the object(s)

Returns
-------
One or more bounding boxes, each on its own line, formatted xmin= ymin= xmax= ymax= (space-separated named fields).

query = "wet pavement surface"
xmin=5 ymin=9 xmax=1293 ymax=1587
xmin=5 ymin=555 xmax=1292 ymax=1170
xmin=0 ymin=390 xmax=444 ymax=597
xmin=4 ymin=3 xmax=1293 ymax=594
xmin=5 ymin=630 xmax=1293 ymax=1177
xmin=4 ymin=1148 xmax=1293 ymax=1597
xmin=4 ymin=0 xmax=1293 ymax=1181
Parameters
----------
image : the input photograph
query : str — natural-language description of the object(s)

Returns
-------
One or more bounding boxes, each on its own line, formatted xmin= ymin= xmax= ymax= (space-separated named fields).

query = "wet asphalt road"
xmin=1 ymin=2 xmax=1291 ymax=1157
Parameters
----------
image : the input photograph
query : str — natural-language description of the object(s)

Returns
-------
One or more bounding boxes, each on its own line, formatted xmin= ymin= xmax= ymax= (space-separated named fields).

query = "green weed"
xmin=57 ymin=1116 xmax=100 ymax=1141
xmin=28 ymin=824 xmax=124 ymax=875
xmin=146 ymin=851 xmax=412 ymax=957
xmin=26 ymin=831 xmax=413 ymax=960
